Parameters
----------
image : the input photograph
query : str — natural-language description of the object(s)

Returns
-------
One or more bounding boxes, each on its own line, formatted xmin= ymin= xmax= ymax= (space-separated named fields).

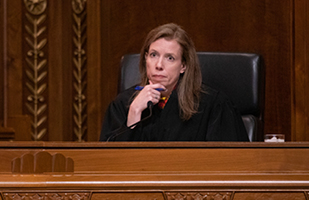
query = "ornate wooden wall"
xmin=0 ymin=0 xmax=308 ymax=141
xmin=0 ymin=0 xmax=103 ymax=141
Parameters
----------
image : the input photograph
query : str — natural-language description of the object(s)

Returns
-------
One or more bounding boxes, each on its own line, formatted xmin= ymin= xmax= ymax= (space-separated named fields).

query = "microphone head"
xmin=147 ymin=101 xmax=153 ymax=109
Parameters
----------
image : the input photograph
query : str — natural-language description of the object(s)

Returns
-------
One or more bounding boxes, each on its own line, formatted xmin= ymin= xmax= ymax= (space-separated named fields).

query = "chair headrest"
xmin=197 ymin=52 xmax=263 ymax=116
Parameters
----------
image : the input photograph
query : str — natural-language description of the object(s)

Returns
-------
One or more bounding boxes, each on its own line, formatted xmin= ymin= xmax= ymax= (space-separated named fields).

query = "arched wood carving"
xmin=11 ymin=151 xmax=74 ymax=173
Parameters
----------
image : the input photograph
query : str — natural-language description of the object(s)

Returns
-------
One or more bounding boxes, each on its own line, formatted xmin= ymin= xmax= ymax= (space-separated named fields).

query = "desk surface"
xmin=2 ymin=140 xmax=309 ymax=148
xmin=0 ymin=142 xmax=309 ymax=200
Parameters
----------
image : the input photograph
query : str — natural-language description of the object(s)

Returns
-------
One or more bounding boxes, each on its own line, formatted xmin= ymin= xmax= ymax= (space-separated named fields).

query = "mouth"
xmin=152 ymin=75 xmax=166 ymax=79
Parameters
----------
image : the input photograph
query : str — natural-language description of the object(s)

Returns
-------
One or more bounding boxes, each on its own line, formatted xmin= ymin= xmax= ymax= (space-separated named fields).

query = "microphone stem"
xmin=106 ymin=102 xmax=153 ymax=141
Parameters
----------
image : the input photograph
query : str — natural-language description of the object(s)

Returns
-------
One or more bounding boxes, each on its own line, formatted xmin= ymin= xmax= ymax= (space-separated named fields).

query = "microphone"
xmin=106 ymin=101 xmax=154 ymax=141
xmin=147 ymin=101 xmax=153 ymax=109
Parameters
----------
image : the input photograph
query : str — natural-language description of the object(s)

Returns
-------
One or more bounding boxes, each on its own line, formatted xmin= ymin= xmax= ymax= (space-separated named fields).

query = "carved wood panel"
xmin=165 ymin=192 xmax=233 ymax=200
xmin=91 ymin=193 xmax=164 ymax=200
xmin=19 ymin=0 xmax=89 ymax=141
xmin=72 ymin=0 xmax=87 ymax=142
xmin=0 ymin=142 xmax=309 ymax=199
xmin=23 ymin=0 xmax=48 ymax=141
xmin=11 ymin=151 xmax=73 ymax=173
xmin=3 ymin=193 xmax=90 ymax=200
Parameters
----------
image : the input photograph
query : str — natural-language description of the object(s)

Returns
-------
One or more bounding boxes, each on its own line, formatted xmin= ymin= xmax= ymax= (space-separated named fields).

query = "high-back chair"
xmin=119 ymin=52 xmax=264 ymax=141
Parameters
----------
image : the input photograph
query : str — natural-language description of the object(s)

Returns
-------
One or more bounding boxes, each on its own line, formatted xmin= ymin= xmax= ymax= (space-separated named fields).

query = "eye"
xmin=149 ymin=52 xmax=157 ymax=58
xmin=167 ymin=55 xmax=175 ymax=61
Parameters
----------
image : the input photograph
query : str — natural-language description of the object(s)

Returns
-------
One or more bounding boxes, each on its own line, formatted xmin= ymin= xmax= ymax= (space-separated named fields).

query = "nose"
xmin=155 ymin=57 xmax=163 ymax=71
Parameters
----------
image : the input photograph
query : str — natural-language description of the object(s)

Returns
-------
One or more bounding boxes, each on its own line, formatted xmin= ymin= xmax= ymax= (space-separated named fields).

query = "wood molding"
xmin=0 ymin=127 xmax=14 ymax=140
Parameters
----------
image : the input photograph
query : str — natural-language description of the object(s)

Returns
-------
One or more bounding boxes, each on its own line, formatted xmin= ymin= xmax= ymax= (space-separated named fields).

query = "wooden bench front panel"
xmin=0 ymin=142 xmax=309 ymax=200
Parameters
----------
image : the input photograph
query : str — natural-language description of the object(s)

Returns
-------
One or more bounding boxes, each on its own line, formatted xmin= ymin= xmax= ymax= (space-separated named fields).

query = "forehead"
xmin=149 ymin=38 xmax=182 ymax=55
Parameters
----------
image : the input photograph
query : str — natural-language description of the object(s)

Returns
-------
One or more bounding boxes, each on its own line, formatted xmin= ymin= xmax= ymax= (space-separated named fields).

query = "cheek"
xmin=146 ymin=60 xmax=152 ymax=70
xmin=168 ymin=65 xmax=183 ymax=76
xmin=166 ymin=69 xmax=180 ymax=81
xmin=146 ymin=62 xmax=151 ymax=71
xmin=146 ymin=64 xmax=152 ymax=78
xmin=171 ymin=73 xmax=181 ymax=81
xmin=146 ymin=70 xmax=151 ymax=77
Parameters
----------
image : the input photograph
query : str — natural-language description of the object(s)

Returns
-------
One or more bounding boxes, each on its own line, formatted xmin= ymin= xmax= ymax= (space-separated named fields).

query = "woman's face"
xmin=145 ymin=38 xmax=186 ymax=91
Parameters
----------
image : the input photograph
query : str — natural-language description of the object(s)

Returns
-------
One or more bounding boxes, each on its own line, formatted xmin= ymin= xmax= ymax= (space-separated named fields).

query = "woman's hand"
xmin=127 ymin=81 xmax=166 ymax=127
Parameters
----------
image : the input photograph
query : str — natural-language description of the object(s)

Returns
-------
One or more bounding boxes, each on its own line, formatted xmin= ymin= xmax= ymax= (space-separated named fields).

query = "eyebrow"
xmin=149 ymin=49 xmax=178 ymax=57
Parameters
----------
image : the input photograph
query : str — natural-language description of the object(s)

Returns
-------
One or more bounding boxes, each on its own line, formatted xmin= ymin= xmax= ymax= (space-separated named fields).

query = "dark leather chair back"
xmin=119 ymin=52 xmax=264 ymax=141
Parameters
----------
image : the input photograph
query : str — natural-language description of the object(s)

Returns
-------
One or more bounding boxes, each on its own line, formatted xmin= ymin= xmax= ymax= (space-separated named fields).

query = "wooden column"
xmin=292 ymin=0 xmax=309 ymax=141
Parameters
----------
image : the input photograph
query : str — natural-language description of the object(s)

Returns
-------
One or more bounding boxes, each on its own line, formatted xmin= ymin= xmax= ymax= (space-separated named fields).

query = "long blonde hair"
xmin=139 ymin=23 xmax=202 ymax=120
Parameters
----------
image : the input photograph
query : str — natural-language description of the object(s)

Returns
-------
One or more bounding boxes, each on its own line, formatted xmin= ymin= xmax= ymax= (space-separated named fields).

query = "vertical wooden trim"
xmin=0 ymin=0 xmax=3 ymax=125
xmin=72 ymin=0 xmax=88 ymax=142
xmin=291 ymin=0 xmax=296 ymax=141
xmin=87 ymin=0 xmax=103 ymax=141
xmin=293 ymin=0 xmax=309 ymax=141
xmin=47 ymin=0 xmax=73 ymax=141
xmin=2 ymin=0 xmax=7 ymax=126
xmin=23 ymin=0 xmax=48 ymax=141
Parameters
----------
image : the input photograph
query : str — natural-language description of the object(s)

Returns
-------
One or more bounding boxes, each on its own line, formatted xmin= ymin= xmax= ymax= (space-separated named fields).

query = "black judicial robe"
xmin=100 ymin=85 xmax=249 ymax=142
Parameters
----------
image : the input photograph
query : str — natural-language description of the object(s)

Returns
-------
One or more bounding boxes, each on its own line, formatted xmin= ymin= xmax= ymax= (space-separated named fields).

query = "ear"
xmin=180 ymin=64 xmax=186 ymax=74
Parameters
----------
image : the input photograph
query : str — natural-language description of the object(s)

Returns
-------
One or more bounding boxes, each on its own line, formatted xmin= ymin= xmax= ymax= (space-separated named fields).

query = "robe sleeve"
xmin=100 ymin=102 xmax=128 ymax=141
xmin=205 ymin=91 xmax=249 ymax=141
xmin=100 ymin=88 xmax=143 ymax=141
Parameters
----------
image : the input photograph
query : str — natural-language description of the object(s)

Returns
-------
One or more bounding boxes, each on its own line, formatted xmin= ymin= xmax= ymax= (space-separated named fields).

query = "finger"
xmin=148 ymin=82 xmax=166 ymax=91
xmin=144 ymin=84 xmax=165 ymax=93
xmin=153 ymin=93 xmax=160 ymax=100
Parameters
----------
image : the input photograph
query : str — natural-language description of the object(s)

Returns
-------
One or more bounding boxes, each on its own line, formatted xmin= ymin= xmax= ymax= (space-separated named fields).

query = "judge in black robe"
xmin=100 ymin=23 xmax=249 ymax=142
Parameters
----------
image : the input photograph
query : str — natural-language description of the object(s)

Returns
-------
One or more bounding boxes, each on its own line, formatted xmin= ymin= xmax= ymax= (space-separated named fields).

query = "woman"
xmin=100 ymin=23 xmax=249 ymax=141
